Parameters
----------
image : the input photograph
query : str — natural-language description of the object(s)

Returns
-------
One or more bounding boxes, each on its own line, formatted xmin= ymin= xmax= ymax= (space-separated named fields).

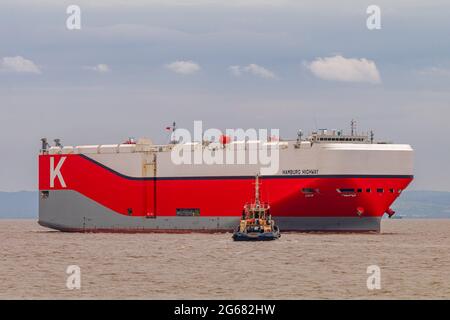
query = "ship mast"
xmin=255 ymin=174 xmax=260 ymax=208
xmin=351 ymin=119 xmax=356 ymax=136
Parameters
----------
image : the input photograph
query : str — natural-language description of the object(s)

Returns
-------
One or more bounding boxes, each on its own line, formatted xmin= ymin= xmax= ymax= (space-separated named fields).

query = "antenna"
xmin=350 ymin=119 xmax=356 ymax=136
xmin=297 ymin=129 xmax=303 ymax=141
xmin=254 ymin=174 xmax=261 ymax=207
xmin=295 ymin=130 xmax=303 ymax=148
xmin=54 ymin=138 xmax=63 ymax=148
xmin=313 ymin=115 xmax=318 ymax=131
xmin=370 ymin=130 xmax=374 ymax=144
xmin=168 ymin=121 xmax=177 ymax=144
xmin=40 ymin=138 xmax=49 ymax=152
xmin=172 ymin=121 xmax=176 ymax=143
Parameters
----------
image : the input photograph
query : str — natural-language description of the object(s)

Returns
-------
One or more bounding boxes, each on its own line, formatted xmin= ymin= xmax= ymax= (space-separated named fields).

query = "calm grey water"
xmin=0 ymin=219 xmax=449 ymax=299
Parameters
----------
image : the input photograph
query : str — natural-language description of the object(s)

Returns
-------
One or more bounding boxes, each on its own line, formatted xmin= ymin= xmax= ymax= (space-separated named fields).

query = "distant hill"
xmin=0 ymin=191 xmax=37 ymax=219
xmin=391 ymin=190 xmax=450 ymax=219
xmin=0 ymin=190 xmax=449 ymax=219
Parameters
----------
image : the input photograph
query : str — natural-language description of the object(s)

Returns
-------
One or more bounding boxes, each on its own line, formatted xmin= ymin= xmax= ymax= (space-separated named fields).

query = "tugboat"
xmin=232 ymin=175 xmax=281 ymax=241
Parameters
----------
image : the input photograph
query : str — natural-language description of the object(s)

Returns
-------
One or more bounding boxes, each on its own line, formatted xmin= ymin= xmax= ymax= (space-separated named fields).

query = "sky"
xmin=1 ymin=0 xmax=450 ymax=191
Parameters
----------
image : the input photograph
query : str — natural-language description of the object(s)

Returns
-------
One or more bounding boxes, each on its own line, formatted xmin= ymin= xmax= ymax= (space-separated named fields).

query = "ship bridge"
xmin=309 ymin=129 xmax=370 ymax=144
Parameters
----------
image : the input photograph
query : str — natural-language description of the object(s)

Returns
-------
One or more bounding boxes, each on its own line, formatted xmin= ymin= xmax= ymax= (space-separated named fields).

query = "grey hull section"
xmin=39 ymin=190 xmax=381 ymax=233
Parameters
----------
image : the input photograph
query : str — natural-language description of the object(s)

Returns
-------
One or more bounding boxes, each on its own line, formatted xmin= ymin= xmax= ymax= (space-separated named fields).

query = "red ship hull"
xmin=38 ymin=154 xmax=413 ymax=232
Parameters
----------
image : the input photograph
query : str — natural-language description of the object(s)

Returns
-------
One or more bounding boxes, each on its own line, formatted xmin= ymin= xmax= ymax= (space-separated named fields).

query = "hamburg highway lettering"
xmin=282 ymin=169 xmax=319 ymax=175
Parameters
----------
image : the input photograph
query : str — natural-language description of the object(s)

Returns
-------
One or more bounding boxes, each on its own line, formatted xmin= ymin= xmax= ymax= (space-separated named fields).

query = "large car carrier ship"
xmin=38 ymin=123 xmax=413 ymax=233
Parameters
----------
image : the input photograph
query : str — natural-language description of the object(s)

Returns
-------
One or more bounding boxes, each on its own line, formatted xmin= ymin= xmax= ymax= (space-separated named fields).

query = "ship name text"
xmin=282 ymin=169 xmax=319 ymax=175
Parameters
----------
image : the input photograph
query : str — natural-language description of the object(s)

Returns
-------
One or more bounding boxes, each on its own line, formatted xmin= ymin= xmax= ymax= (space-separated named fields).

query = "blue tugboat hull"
xmin=232 ymin=229 xmax=281 ymax=241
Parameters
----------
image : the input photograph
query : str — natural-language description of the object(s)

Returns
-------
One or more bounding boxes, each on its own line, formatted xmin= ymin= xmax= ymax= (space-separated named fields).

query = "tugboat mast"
xmin=254 ymin=174 xmax=260 ymax=208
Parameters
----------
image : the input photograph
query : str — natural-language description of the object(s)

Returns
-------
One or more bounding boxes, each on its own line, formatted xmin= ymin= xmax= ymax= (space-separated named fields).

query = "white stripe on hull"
xmin=48 ymin=140 xmax=413 ymax=178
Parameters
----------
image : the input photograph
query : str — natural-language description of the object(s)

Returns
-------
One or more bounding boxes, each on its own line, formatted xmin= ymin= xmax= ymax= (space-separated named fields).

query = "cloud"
xmin=166 ymin=60 xmax=200 ymax=75
xmin=0 ymin=56 xmax=41 ymax=74
xmin=84 ymin=64 xmax=111 ymax=73
xmin=417 ymin=67 xmax=450 ymax=77
xmin=244 ymin=64 xmax=277 ymax=79
xmin=229 ymin=64 xmax=277 ymax=79
xmin=229 ymin=65 xmax=242 ymax=77
xmin=305 ymin=55 xmax=381 ymax=84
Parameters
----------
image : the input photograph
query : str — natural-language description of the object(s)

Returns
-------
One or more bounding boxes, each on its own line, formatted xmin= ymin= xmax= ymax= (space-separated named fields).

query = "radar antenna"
xmin=40 ymin=138 xmax=49 ymax=153
xmin=54 ymin=138 xmax=63 ymax=148
xmin=168 ymin=121 xmax=178 ymax=144
xmin=350 ymin=119 xmax=356 ymax=136
xmin=295 ymin=130 xmax=303 ymax=148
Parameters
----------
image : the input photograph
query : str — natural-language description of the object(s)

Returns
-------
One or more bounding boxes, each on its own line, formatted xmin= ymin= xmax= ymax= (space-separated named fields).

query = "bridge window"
xmin=366 ymin=188 xmax=371 ymax=193
xmin=389 ymin=188 xmax=394 ymax=193
xmin=377 ymin=188 xmax=384 ymax=193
